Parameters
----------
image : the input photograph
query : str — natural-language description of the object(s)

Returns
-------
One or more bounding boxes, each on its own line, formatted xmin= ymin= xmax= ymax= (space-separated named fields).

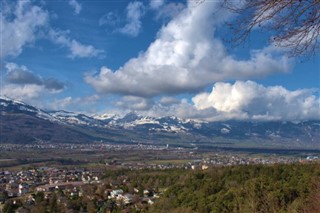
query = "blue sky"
xmin=1 ymin=0 xmax=319 ymax=121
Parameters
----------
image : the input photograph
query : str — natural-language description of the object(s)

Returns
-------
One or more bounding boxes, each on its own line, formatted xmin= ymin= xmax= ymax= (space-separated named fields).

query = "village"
xmin=0 ymin=166 xmax=161 ymax=212
xmin=0 ymin=142 xmax=318 ymax=212
xmin=1 ymin=158 xmax=319 ymax=212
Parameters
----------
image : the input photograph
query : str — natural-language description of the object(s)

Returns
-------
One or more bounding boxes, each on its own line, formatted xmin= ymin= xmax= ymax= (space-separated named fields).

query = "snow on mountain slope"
xmin=93 ymin=113 xmax=121 ymax=121
xmin=1 ymin=96 xmax=319 ymax=143
xmin=0 ymin=96 xmax=60 ymax=123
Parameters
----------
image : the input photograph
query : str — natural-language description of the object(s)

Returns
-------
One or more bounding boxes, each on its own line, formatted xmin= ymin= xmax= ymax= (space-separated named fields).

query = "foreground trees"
xmin=151 ymin=163 xmax=320 ymax=213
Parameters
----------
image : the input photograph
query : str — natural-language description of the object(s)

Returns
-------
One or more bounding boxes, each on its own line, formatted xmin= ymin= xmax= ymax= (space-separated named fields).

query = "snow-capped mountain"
xmin=1 ymin=96 xmax=319 ymax=148
xmin=48 ymin=110 xmax=106 ymax=127
xmin=0 ymin=96 xmax=195 ymax=131
xmin=0 ymin=97 xmax=97 ymax=144
xmin=0 ymin=96 xmax=59 ymax=122
xmin=93 ymin=113 xmax=121 ymax=121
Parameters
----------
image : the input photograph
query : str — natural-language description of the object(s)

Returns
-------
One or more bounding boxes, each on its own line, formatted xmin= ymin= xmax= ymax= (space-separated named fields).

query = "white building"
xmin=117 ymin=193 xmax=133 ymax=204
xmin=18 ymin=183 xmax=29 ymax=195
xmin=110 ymin=189 xmax=124 ymax=198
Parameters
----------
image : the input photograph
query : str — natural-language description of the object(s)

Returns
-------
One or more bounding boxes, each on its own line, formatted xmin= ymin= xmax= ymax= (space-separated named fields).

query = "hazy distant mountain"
xmin=1 ymin=97 xmax=319 ymax=149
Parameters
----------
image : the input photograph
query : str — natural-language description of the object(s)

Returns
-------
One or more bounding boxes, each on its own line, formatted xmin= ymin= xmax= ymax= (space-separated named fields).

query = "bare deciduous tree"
xmin=222 ymin=0 xmax=320 ymax=57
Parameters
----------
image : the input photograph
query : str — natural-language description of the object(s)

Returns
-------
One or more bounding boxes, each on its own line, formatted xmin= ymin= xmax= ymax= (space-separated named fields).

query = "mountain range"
xmin=0 ymin=96 xmax=319 ymax=150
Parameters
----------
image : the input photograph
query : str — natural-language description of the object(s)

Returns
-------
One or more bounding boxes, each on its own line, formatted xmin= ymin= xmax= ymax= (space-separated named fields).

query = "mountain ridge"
xmin=1 ymin=96 xmax=319 ymax=149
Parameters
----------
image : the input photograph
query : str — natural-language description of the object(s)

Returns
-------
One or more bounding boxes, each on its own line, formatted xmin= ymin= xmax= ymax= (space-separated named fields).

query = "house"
xmin=110 ymin=189 xmax=124 ymax=198
xmin=18 ymin=183 xmax=29 ymax=195
xmin=37 ymin=185 xmax=55 ymax=192
xmin=201 ymin=165 xmax=209 ymax=170
xmin=148 ymin=199 xmax=154 ymax=205
xmin=143 ymin=189 xmax=154 ymax=197
xmin=6 ymin=181 xmax=18 ymax=191
xmin=142 ymin=197 xmax=154 ymax=205
xmin=36 ymin=182 xmax=83 ymax=192
xmin=117 ymin=193 xmax=133 ymax=204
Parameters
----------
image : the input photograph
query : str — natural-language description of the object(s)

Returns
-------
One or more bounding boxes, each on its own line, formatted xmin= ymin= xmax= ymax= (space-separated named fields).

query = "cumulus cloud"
xmin=69 ymin=40 xmax=104 ymax=58
xmin=150 ymin=0 xmax=185 ymax=20
xmin=85 ymin=1 xmax=290 ymax=97
xmin=2 ymin=63 xmax=65 ymax=102
xmin=49 ymin=29 xmax=104 ymax=58
xmin=1 ymin=0 xmax=103 ymax=59
xmin=69 ymin=0 xmax=82 ymax=15
xmin=5 ymin=63 xmax=65 ymax=91
xmin=156 ymin=2 xmax=185 ymax=20
xmin=119 ymin=1 xmax=145 ymax=36
xmin=192 ymin=81 xmax=320 ymax=121
xmin=0 ymin=0 xmax=49 ymax=58
xmin=110 ymin=81 xmax=319 ymax=121
xmin=115 ymin=96 xmax=154 ymax=111
xmin=144 ymin=98 xmax=218 ymax=120
xmin=2 ymin=84 xmax=45 ymax=100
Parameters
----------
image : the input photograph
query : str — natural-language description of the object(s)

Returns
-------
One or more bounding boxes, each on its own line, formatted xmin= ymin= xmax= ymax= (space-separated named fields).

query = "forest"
xmin=150 ymin=163 xmax=320 ymax=213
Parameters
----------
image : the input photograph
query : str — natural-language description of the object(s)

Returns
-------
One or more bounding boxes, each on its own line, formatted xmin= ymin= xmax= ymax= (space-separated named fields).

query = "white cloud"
xmin=125 ymin=98 xmax=221 ymax=121
xmin=2 ymin=83 xmax=64 ymax=104
xmin=149 ymin=0 xmax=165 ymax=9
xmin=157 ymin=2 xmax=185 ymax=19
xmin=0 ymin=0 xmax=49 ymax=58
xmin=50 ymin=95 xmax=99 ymax=110
xmin=2 ymin=84 xmax=45 ymax=100
xmin=192 ymin=81 xmax=320 ymax=121
xmin=49 ymin=29 xmax=104 ymax=58
xmin=119 ymin=1 xmax=145 ymax=37
xmin=52 ymin=97 xmax=74 ymax=109
xmin=85 ymin=1 xmax=290 ymax=97
xmin=69 ymin=40 xmax=104 ymax=58
xmin=112 ymin=81 xmax=320 ymax=122
xmin=1 ymin=0 xmax=103 ymax=59
xmin=150 ymin=0 xmax=185 ymax=20
xmin=69 ymin=0 xmax=82 ymax=15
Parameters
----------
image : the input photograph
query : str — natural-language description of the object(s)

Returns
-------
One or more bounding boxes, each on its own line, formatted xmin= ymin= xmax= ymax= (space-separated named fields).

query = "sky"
xmin=1 ymin=0 xmax=319 ymax=121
